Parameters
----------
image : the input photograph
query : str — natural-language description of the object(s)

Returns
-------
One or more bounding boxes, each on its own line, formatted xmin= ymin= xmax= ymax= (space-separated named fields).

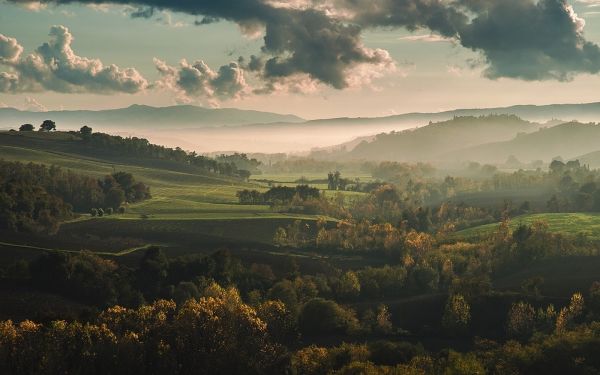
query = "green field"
xmin=0 ymin=134 xmax=353 ymax=258
xmin=456 ymin=213 xmax=600 ymax=241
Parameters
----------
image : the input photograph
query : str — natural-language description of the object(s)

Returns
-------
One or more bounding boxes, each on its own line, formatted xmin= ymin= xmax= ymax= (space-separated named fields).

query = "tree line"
xmin=0 ymin=161 xmax=150 ymax=233
xmin=16 ymin=121 xmax=254 ymax=178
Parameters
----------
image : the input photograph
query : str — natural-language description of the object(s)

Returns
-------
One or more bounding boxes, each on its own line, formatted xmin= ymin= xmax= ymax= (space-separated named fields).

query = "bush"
xmin=97 ymin=208 xmax=104 ymax=217
xmin=299 ymin=298 xmax=359 ymax=336
xmin=118 ymin=206 xmax=126 ymax=214
xmin=90 ymin=208 xmax=98 ymax=217
xmin=105 ymin=207 xmax=114 ymax=215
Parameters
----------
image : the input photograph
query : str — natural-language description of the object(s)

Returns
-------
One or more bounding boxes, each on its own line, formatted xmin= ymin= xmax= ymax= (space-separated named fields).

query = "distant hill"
xmin=295 ymin=101 xmax=600 ymax=130
xmin=444 ymin=122 xmax=600 ymax=164
xmin=0 ymin=103 xmax=600 ymax=154
xmin=0 ymin=104 xmax=305 ymax=130
xmin=577 ymin=150 xmax=600 ymax=168
xmin=343 ymin=115 xmax=538 ymax=162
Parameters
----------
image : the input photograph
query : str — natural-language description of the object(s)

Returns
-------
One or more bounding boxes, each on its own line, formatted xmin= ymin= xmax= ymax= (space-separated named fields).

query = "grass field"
xmin=0 ymin=134 xmax=348 ymax=255
xmin=456 ymin=212 xmax=600 ymax=241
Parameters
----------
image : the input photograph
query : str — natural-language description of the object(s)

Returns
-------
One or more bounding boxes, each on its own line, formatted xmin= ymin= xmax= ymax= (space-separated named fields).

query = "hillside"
xmin=4 ymin=101 xmax=600 ymax=154
xmin=576 ymin=150 xmax=600 ymax=168
xmin=0 ymin=105 xmax=304 ymax=130
xmin=344 ymin=115 xmax=537 ymax=162
xmin=456 ymin=213 xmax=600 ymax=241
xmin=0 ymin=131 xmax=329 ymax=255
xmin=445 ymin=122 xmax=600 ymax=164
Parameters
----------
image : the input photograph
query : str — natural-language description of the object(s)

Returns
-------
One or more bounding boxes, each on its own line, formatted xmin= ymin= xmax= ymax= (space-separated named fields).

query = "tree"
xmin=442 ymin=294 xmax=471 ymax=335
xmin=105 ymin=187 xmax=126 ymax=209
xmin=39 ymin=120 xmax=56 ymax=132
xmin=19 ymin=124 xmax=34 ymax=131
xmin=506 ymin=301 xmax=536 ymax=339
xmin=299 ymin=298 xmax=359 ymax=336
xmin=80 ymin=125 xmax=93 ymax=136
xmin=336 ymin=271 xmax=361 ymax=300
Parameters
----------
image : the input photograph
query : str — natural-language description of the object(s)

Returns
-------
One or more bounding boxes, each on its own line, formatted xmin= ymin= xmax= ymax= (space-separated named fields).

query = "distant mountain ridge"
xmin=3 ymin=101 xmax=600 ymax=153
xmin=443 ymin=122 xmax=600 ymax=164
xmin=340 ymin=114 xmax=539 ymax=161
xmin=0 ymin=104 xmax=305 ymax=130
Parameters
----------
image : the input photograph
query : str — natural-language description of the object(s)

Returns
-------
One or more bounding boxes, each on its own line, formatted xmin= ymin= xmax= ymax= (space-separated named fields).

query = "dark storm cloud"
xmin=457 ymin=0 xmax=600 ymax=80
xmin=334 ymin=0 xmax=600 ymax=81
xmin=6 ymin=0 xmax=600 ymax=86
xmin=8 ymin=0 xmax=392 ymax=89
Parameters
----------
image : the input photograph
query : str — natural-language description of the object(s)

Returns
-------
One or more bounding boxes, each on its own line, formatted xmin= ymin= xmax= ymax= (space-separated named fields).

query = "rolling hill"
xmin=4 ymin=101 xmax=600 ymax=153
xmin=0 ymin=131 xmax=329 ymax=257
xmin=444 ymin=122 xmax=600 ymax=164
xmin=0 ymin=104 xmax=304 ymax=130
xmin=343 ymin=115 xmax=539 ymax=162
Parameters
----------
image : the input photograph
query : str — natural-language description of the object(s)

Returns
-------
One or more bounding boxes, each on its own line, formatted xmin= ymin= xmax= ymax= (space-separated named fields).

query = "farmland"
xmin=456 ymin=212 xmax=600 ymax=241
xmin=0 ymin=133 xmax=347 ymax=257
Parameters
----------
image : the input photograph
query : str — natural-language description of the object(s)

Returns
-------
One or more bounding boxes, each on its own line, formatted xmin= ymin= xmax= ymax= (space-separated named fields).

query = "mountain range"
xmin=0 ymin=104 xmax=305 ymax=130
xmin=3 ymin=101 xmax=600 ymax=154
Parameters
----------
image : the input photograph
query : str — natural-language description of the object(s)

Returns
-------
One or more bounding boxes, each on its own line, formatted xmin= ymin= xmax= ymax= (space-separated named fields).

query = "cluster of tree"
xmin=17 ymin=121 xmax=252 ymax=179
xmin=84 ymin=131 xmax=250 ymax=178
xmin=369 ymin=161 xmax=436 ymax=185
xmin=2 ymin=270 xmax=600 ymax=374
xmin=0 ymin=161 xmax=150 ymax=233
xmin=545 ymin=160 xmax=600 ymax=212
xmin=18 ymin=120 xmax=56 ymax=132
xmin=326 ymin=171 xmax=355 ymax=191
xmin=237 ymin=185 xmax=320 ymax=205
xmin=215 ymin=153 xmax=261 ymax=175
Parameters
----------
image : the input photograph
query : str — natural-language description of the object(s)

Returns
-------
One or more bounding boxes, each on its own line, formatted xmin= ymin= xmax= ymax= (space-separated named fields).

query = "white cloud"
xmin=153 ymin=58 xmax=249 ymax=104
xmin=23 ymin=97 xmax=47 ymax=112
xmin=0 ymin=26 xmax=148 ymax=94
xmin=87 ymin=4 xmax=110 ymax=12
xmin=398 ymin=33 xmax=452 ymax=43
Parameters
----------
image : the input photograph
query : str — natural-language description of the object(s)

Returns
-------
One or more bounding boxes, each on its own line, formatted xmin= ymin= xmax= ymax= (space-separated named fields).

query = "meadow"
xmin=456 ymin=212 xmax=600 ymax=241
xmin=0 ymin=134 xmax=351 ymax=258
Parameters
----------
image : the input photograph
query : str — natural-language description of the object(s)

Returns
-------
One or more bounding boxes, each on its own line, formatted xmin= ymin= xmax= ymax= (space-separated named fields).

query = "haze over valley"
xmin=5 ymin=0 xmax=600 ymax=374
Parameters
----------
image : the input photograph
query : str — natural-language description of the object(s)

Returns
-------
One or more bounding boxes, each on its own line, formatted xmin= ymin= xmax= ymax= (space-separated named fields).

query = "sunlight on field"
xmin=457 ymin=213 xmax=600 ymax=241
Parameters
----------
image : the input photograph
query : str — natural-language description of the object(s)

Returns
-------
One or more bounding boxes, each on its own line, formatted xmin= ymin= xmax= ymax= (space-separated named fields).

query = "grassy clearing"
xmin=456 ymin=213 xmax=600 ymax=241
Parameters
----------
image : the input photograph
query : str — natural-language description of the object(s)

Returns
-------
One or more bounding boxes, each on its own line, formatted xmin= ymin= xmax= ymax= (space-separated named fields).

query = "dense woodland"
xmin=4 ymin=122 xmax=600 ymax=374
xmin=0 ymin=160 xmax=150 ymax=233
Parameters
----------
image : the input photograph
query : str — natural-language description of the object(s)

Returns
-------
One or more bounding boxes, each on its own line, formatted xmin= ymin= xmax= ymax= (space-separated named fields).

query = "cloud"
xmin=398 ymin=34 xmax=453 ymax=43
xmin=6 ymin=0 xmax=600 ymax=89
xmin=23 ymin=97 xmax=47 ymax=112
xmin=8 ymin=0 xmax=395 ymax=90
xmin=0 ymin=25 xmax=148 ymax=93
xmin=87 ymin=3 xmax=110 ymax=12
xmin=153 ymin=58 xmax=248 ymax=103
xmin=18 ymin=1 xmax=47 ymax=11
xmin=458 ymin=0 xmax=600 ymax=81
xmin=0 ymin=34 xmax=24 ymax=64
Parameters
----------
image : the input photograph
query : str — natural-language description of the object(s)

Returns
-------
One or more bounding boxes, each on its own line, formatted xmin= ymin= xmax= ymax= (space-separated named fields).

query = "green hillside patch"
xmin=456 ymin=213 xmax=600 ymax=241
xmin=0 ymin=135 xmax=342 ymax=253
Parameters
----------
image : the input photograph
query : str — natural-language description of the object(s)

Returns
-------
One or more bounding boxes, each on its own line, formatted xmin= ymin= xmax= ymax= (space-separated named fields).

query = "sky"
xmin=2 ymin=0 xmax=600 ymax=119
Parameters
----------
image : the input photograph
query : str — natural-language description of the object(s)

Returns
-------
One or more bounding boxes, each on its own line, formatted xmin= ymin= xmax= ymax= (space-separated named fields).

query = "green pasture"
xmin=456 ymin=213 xmax=600 ymax=241
xmin=0 ymin=139 xmax=339 ymax=251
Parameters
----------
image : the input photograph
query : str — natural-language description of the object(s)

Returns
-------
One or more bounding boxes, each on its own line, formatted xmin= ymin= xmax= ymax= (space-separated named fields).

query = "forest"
xmin=2 ymin=126 xmax=600 ymax=374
